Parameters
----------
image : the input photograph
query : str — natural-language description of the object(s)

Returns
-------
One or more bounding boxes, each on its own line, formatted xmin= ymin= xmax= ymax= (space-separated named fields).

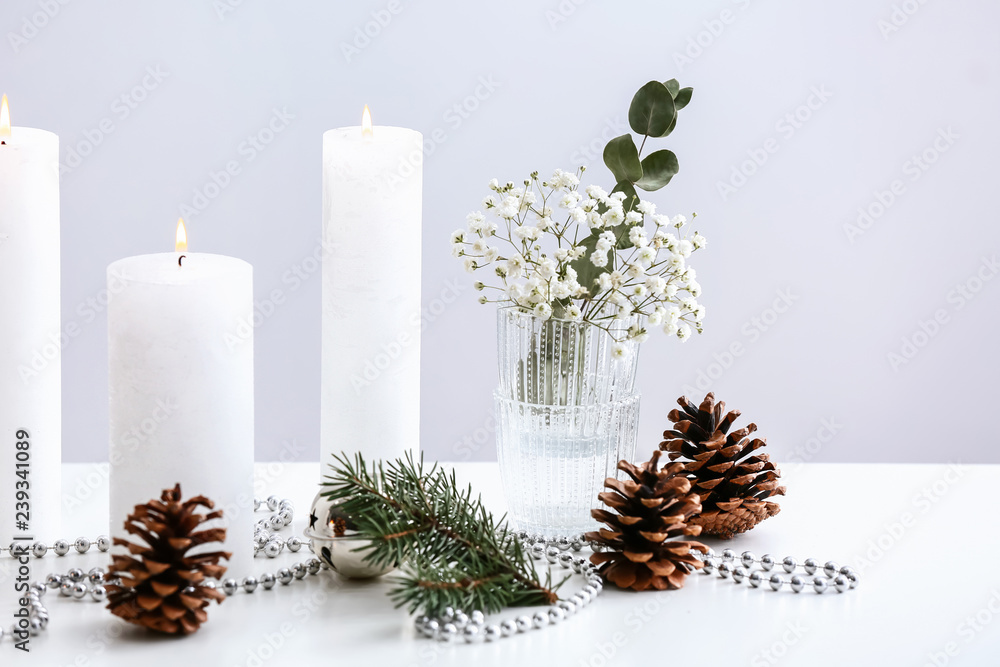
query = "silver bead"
xmin=268 ymin=515 xmax=284 ymax=531
xmin=424 ymin=619 xmax=440 ymax=639
xmin=782 ymin=556 xmax=797 ymax=573
xmin=532 ymin=611 xmax=548 ymax=629
xmin=584 ymin=584 xmax=598 ymax=600
xmin=439 ymin=623 xmax=458 ymax=643
xmin=291 ymin=563 xmax=307 ymax=579
xmin=254 ymin=498 xmax=261 ymax=511
xmin=88 ymin=572 xmax=105 ymax=586
xmin=53 ymin=540 xmax=70 ymax=556
xmin=266 ymin=495 xmax=280 ymax=511
xmin=90 ymin=586 xmax=107 ymax=603
xmin=8 ymin=542 xmax=28 ymax=557
xmin=279 ymin=510 xmax=293 ymax=527
xmin=500 ymin=619 xmax=518 ymax=637
xmin=823 ymin=561 xmax=839 ymax=578
xmin=462 ymin=624 xmax=482 ymax=643
xmin=277 ymin=568 xmax=293 ymax=585
xmin=548 ymin=606 xmax=565 ymax=624
xmin=769 ymin=574 xmax=784 ymax=591
xmin=556 ymin=536 xmax=572 ymax=551
xmin=789 ymin=575 xmax=804 ymax=593
xmin=558 ymin=552 xmax=574 ymax=569
xmin=544 ymin=546 xmax=559 ymax=564
xmin=243 ymin=576 xmax=258 ymax=593
xmin=74 ymin=537 xmax=91 ymax=554
xmin=96 ymin=535 xmax=111 ymax=552
xmin=702 ymin=561 xmax=716 ymax=575
xmin=529 ymin=543 xmax=544 ymax=560
xmin=441 ymin=606 xmax=456 ymax=623
xmin=279 ymin=500 xmax=294 ymax=512
xmin=721 ymin=548 xmax=736 ymax=562
xmin=469 ymin=610 xmax=485 ymax=626
xmin=28 ymin=618 xmax=43 ymax=636
xmin=72 ymin=582 xmax=88 ymax=599
xmin=515 ymin=615 xmax=532 ymax=632
xmin=572 ymin=556 xmax=586 ymax=574
xmin=813 ymin=577 xmax=828 ymax=594
xmin=760 ymin=554 xmax=774 ymax=571
xmin=557 ymin=600 xmax=577 ymax=616
xmin=571 ymin=537 xmax=585 ymax=551
xmin=843 ymin=569 xmax=859 ymax=589
xmin=222 ymin=579 xmax=239 ymax=595
xmin=29 ymin=582 xmax=46 ymax=597
xmin=264 ymin=541 xmax=282 ymax=558
xmin=484 ymin=624 xmax=501 ymax=642
xmin=286 ymin=536 xmax=302 ymax=553
xmin=306 ymin=558 xmax=322 ymax=575
xmin=802 ymin=558 xmax=818 ymax=575
xmin=717 ymin=562 xmax=732 ymax=579
xmin=260 ymin=573 xmax=276 ymax=590
xmin=32 ymin=542 xmax=48 ymax=558
xmin=833 ymin=575 xmax=849 ymax=593
xmin=453 ymin=611 xmax=469 ymax=629
xmin=573 ymin=591 xmax=589 ymax=607
xmin=732 ymin=566 xmax=746 ymax=584
xmin=740 ymin=551 xmax=755 ymax=568
xmin=45 ymin=574 xmax=61 ymax=589
xmin=68 ymin=568 xmax=85 ymax=582
xmin=704 ymin=547 xmax=716 ymax=559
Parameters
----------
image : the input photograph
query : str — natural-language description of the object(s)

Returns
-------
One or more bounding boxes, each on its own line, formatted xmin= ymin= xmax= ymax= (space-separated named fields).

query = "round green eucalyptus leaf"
xmin=603 ymin=134 xmax=642 ymax=184
xmin=635 ymin=150 xmax=679 ymax=191
xmin=628 ymin=81 xmax=676 ymax=137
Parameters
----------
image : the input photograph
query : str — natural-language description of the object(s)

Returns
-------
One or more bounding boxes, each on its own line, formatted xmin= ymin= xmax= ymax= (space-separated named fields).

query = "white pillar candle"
xmin=321 ymin=107 xmax=422 ymax=468
xmin=0 ymin=96 xmax=61 ymax=545
xmin=107 ymin=222 xmax=254 ymax=574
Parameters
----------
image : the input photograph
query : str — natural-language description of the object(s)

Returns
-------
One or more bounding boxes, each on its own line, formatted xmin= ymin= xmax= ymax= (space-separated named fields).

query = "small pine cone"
xmin=584 ymin=450 xmax=708 ymax=591
xmin=105 ymin=485 xmax=231 ymax=635
xmin=660 ymin=393 xmax=786 ymax=539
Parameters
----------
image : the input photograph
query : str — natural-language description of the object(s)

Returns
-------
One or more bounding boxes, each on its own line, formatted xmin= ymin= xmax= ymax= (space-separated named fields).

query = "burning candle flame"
xmin=175 ymin=218 xmax=188 ymax=252
xmin=0 ymin=95 xmax=10 ymax=140
xmin=361 ymin=105 xmax=373 ymax=138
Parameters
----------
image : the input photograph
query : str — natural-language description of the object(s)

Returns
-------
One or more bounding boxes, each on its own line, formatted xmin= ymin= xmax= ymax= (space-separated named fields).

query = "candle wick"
xmin=178 ymin=255 xmax=186 ymax=267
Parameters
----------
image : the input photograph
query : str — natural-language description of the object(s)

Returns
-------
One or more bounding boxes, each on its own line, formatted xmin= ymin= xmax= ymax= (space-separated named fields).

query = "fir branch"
xmin=322 ymin=452 xmax=562 ymax=615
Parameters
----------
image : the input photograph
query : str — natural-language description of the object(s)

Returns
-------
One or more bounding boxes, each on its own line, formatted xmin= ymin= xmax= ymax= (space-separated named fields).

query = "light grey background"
xmin=2 ymin=0 xmax=996 ymax=465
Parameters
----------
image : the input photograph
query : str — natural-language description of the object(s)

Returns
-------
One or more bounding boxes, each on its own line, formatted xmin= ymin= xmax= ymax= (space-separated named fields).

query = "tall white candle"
xmin=107 ymin=222 xmax=254 ymax=574
xmin=0 ymin=95 xmax=61 ymax=545
xmin=321 ymin=107 xmax=422 ymax=468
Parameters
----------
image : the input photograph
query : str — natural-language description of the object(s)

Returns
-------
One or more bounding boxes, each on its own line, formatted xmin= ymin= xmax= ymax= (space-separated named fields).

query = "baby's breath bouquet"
xmin=451 ymin=78 xmax=706 ymax=351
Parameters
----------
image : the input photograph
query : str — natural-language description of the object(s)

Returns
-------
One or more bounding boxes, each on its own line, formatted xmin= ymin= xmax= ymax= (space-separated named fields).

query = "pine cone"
xmin=660 ymin=393 xmax=786 ymax=539
xmin=584 ymin=450 xmax=708 ymax=591
xmin=106 ymin=485 xmax=231 ymax=635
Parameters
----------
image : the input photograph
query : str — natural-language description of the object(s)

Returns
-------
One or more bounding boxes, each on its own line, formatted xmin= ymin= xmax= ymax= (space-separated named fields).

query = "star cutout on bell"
xmin=308 ymin=511 xmax=318 ymax=530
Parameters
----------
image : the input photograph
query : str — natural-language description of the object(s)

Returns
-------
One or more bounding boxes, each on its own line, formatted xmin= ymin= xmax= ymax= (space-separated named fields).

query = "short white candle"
xmin=0 ymin=95 xmax=61 ymax=545
xmin=321 ymin=106 xmax=422 ymax=467
xmin=107 ymin=220 xmax=254 ymax=574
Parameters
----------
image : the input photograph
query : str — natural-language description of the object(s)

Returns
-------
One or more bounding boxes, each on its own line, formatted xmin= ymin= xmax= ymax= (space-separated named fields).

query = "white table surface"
xmin=2 ymin=461 xmax=998 ymax=665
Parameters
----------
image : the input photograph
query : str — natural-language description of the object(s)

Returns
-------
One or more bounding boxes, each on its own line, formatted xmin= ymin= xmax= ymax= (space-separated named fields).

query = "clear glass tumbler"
xmin=494 ymin=391 xmax=640 ymax=536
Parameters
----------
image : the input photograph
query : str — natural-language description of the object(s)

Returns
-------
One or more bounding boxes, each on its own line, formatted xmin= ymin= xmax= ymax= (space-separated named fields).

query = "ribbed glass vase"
xmin=495 ymin=392 xmax=640 ymax=536
xmin=496 ymin=307 xmax=641 ymax=406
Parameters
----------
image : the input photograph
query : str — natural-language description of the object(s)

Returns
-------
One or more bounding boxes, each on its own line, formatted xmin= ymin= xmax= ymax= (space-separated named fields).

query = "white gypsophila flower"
xmin=602 ymin=207 xmax=625 ymax=226
xmin=506 ymin=254 xmax=525 ymax=278
xmin=629 ymin=226 xmax=648 ymax=248
xmin=478 ymin=295 xmax=488 ymax=305
xmin=597 ymin=273 xmax=613 ymax=291
xmin=668 ymin=306 xmax=681 ymax=322
xmin=600 ymin=231 xmax=617 ymax=245
xmin=645 ymin=275 xmax=666 ymax=295
xmin=587 ymin=210 xmax=604 ymax=230
xmin=488 ymin=178 xmax=500 ymax=191
xmin=626 ymin=263 xmax=645 ymax=280
xmin=610 ymin=191 xmax=627 ymax=203
xmin=608 ymin=291 xmax=627 ymax=306
xmin=498 ymin=195 xmax=520 ymax=219
xmin=582 ymin=198 xmax=598 ymax=211
xmin=590 ymin=251 xmax=608 ymax=268
xmin=668 ymin=253 xmax=685 ymax=271
xmin=463 ymin=257 xmax=477 ymax=273
xmin=566 ymin=305 xmax=583 ymax=321
xmin=569 ymin=245 xmax=585 ymax=260
xmin=611 ymin=343 xmax=626 ymax=360
xmin=637 ymin=247 xmax=656 ymax=267
xmin=554 ymin=248 xmax=569 ymax=262
xmin=595 ymin=238 xmax=612 ymax=254
xmin=559 ymin=191 xmax=582 ymax=209
xmin=549 ymin=169 xmax=571 ymax=189
xmin=535 ymin=217 xmax=552 ymax=232
xmin=692 ymin=304 xmax=706 ymax=322
xmin=648 ymin=306 xmax=666 ymax=326
xmin=677 ymin=322 xmax=692 ymax=341
xmin=451 ymin=229 xmax=466 ymax=244
xmin=677 ymin=239 xmax=694 ymax=258
xmin=551 ymin=280 xmax=571 ymax=300
xmin=693 ymin=233 xmax=707 ymax=249
xmin=570 ymin=207 xmax=587 ymax=224
xmin=625 ymin=211 xmax=643 ymax=225
xmin=662 ymin=320 xmax=678 ymax=336
xmin=608 ymin=270 xmax=625 ymax=288
xmin=484 ymin=247 xmax=500 ymax=263
xmin=671 ymin=214 xmax=687 ymax=228
xmin=564 ymin=266 xmax=578 ymax=281
xmin=586 ymin=184 xmax=608 ymax=200
xmin=564 ymin=171 xmax=580 ymax=188
xmin=652 ymin=214 xmax=670 ymax=227
xmin=506 ymin=282 xmax=524 ymax=300
xmin=681 ymin=297 xmax=698 ymax=312
xmin=495 ymin=264 xmax=508 ymax=279
xmin=521 ymin=190 xmax=537 ymax=209
xmin=514 ymin=225 xmax=541 ymax=241
xmin=636 ymin=200 xmax=656 ymax=216
xmin=482 ymin=194 xmax=497 ymax=209
xmin=534 ymin=302 xmax=553 ymax=320
xmin=665 ymin=283 xmax=678 ymax=298
xmin=628 ymin=325 xmax=649 ymax=343
xmin=686 ymin=280 xmax=702 ymax=297
xmin=630 ymin=284 xmax=647 ymax=298
xmin=472 ymin=238 xmax=488 ymax=253
xmin=483 ymin=222 xmax=498 ymax=236
xmin=451 ymin=244 xmax=464 ymax=258
xmin=537 ymin=258 xmax=556 ymax=279
xmin=616 ymin=303 xmax=631 ymax=320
